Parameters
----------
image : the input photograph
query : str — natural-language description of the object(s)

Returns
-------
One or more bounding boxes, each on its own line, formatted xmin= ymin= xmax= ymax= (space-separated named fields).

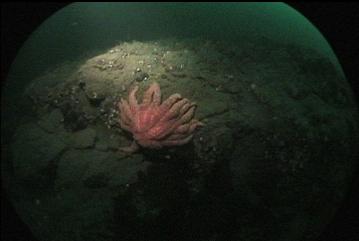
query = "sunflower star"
xmin=118 ymin=82 xmax=204 ymax=153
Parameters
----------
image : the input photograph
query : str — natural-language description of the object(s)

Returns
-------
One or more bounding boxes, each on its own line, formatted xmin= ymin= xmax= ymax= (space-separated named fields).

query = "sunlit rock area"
xmin=3 ymin=37 xmax=358 ymax=241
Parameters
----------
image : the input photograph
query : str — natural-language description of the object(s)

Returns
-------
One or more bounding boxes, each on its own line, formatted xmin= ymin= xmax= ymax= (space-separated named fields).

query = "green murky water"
xmin=2 ymin=3 xmax=358 ymax=241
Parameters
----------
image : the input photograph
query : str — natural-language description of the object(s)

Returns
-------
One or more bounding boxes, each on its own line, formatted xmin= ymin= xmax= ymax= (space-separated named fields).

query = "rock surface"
xmin=71 ymin=128 xmax=97 ymax=149
xmin=11 ymin=122 xmax=67 ymax=182
xmin=5 ymin=38 xmax=359 ymax=241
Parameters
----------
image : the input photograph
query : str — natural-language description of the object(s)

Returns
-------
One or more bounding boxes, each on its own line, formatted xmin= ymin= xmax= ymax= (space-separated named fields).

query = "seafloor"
xmin=2 ymin=37 xmax=358 ymax=241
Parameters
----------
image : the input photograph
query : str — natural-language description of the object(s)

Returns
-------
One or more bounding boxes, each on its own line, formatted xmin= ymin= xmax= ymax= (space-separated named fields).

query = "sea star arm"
xmin=187 ymin=120 xmax=205 ymax=133
xmin=119 ymin=118 xmax=132 ymax=132
xmin=161 ymin=134 xmax=194 ymax=146
xmin=160 ymin=93 xmax=182 ymax=111
xmin=119 ymin=141 xmax=139 ymax=153
xmin=129 ymin=86 xmax=139 ymax=112
xmin=171 ymin=105 xmax=196 ymax=128
xmin=174 ymin=122 xmax=192 ymax=134
xmin=172 ymin=119 xmax=204 ymax=136
xmin=138 ymin=139 xmax=163 ymax=149
xmin=178 ymin=101 xmax=194 ymax=116
xmin=142 ymin=82 xmax=161 ymax=106
xmin=161 ymin=98 xmax=189 ymax=121
xmin=119 ymin=98 xmax=133 ymax=124
xmin=151 ymin=100 xmax=199 ymax=140
xmin=165 ymin=133 xmax=191 ymax=141
xmin=152 ymin=83 xmax=162 ymax=106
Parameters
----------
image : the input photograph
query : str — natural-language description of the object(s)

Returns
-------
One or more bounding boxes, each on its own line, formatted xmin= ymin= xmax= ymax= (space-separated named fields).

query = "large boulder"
xmin=11 ymin=122 xmax=67 ymax=182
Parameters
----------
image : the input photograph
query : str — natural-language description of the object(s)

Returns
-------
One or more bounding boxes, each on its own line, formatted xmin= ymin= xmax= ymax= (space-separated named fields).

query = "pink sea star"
xmin=118 ymin=82 xmax=204 ymax=153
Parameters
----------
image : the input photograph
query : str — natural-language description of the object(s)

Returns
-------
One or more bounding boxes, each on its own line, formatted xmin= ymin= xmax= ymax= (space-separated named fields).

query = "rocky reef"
xmin=3 ymin=37 xmax=358 ymax=241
